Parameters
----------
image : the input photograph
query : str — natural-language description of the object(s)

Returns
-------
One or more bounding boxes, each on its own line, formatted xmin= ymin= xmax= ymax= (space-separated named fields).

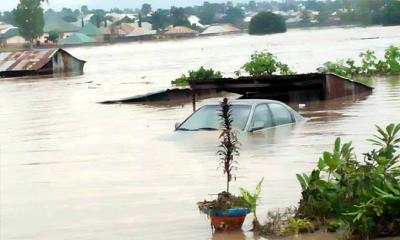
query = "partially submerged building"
xmin=0 ymin=27 xmax=26 ymax=48
xmin=79 ymin=23 xmax=104 ymax=42
xmin=164 ymin=26 xmax=199 ymax=38
xmin=201 ymin=24 xmax=241 ymax=36
xmin=0 ymin=48 xmax=86 ymax=78
xmin=58 ymin=33 xmax=96 ymax=46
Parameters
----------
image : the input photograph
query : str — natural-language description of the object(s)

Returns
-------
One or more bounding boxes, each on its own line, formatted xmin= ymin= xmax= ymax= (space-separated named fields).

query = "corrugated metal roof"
xmin=0 ymin=49 xmax=58 ymax=72
xmin=125 ymin=27 xmax=156 ymax=37
xmin=201 ymin=24 xmax=241 ymax=35
xmin=164 ymin=26 xmax=198 ymax=35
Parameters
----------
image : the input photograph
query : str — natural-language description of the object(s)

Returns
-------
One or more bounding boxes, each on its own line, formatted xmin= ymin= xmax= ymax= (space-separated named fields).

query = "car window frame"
xmin=247 ymin=103 xmax=274 ymax=132
xmin=267 ymin=102 xmax=295 ymax=127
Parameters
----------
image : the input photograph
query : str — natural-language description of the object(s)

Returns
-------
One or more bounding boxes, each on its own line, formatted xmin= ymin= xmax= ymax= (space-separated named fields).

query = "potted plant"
xmin=197 ymin=98 xmax=251 ymax=231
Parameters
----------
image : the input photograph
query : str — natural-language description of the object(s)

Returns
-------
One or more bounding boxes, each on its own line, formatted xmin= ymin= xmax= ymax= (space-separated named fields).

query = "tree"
xmin=151 ymin=9 xmax=170 ymax=30
xmin=248 ymin=12 xmax=286 ymax=35
xmin=12 ymin=0 xmax=45 ymax=48
xmin=141 ymin=3 xmax=152 ymax=15
xmin=221 ymin=7 xmax=245 ymax=26
xmin=1 ymin=11 xmax=16 ymax=25
xmin=170 ymin=7 xmax=190 ymax=27
xmin=382 ymin=0 xmax=400 ymax=26
xmin=199 ymin=2 xmax=217 ymax=24
xmin=47 ymin=30 xmax=60 ymax=42
xmin=81 ymin=5 xmax=89 ymax=15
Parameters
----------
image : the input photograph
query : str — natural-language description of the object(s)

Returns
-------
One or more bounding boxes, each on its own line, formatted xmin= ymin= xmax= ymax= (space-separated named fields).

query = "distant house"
xmin=0 ymin=27 xmax=26 ymax=48
xmin=125 ymin=27 xmax=157 ymax=40
xmin=164 ymin=26 xmax=199 ymax=38
xmin=201 ymin=24 xmax=241 ymax=36
xmin=131 ymin=22 xmax=153 ymax=31
xmin=58 ymin=33 xmax=96 ymax=45
xmin=44 ymin=14 xmax=80 ymax=35
xmin=79 ymin=23 xmax=104 ymax=42
xmin=117 ymin=23 xmax=136 ymax=36
xmin=0 ymin=48 xmax=86 ymax=78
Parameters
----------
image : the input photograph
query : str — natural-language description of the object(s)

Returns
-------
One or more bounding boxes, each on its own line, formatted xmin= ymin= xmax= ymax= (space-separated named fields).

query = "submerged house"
xmin=0 ymin=48 xmax=86 ymax=78
xmin=164 ymin=26 xmax=199 ymax=38
xmin=58 ymin=33 xmax=96 ymax=46
xmin=201 ymin=24 xmax=241 ymax=36
xmin=79 ymin=23 xmax=104 ymax=42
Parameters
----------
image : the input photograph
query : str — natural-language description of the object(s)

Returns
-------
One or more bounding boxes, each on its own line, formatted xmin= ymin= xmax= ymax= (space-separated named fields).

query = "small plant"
xmin=284 ymin=218 xmax=314 ymax=235
xmin=218 ymin=98 xmax=240 ymax=193
xmin=197 ymin=98 xmax=251 ymax=231
xmin=171 ymin=66 xmax=222 ymax=86
xmin=240 ymin=178 xmax=264 ymax=220
xmin=236 ymin=50 xmax=295 ymax=76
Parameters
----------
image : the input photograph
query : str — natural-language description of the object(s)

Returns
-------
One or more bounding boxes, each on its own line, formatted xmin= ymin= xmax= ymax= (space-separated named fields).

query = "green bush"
xmin=236 ymin=50 xmax=295 ymax=76
xmin=382 ymin=1 xmax=400 ymax=26
xmin=317 ymin=45 xmax=400 ymax=77
xmin=171 ymin=66 xmax=222 ymax=86
xmin=248 ymin=11 xmax=286 ymax=35
xmin=296 ymin=123 xmax=400 ymax=239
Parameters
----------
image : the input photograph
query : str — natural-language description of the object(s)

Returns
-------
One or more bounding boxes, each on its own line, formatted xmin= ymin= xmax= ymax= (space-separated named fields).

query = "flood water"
xmin=1 ymin=26 xmax=400 ymax=240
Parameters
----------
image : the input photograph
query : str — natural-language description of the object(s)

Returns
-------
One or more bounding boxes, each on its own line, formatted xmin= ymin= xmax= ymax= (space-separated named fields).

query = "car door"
xmin=248 ymin=104 xmax=274 ymax=131
xmin=268 ymin=102 xmax=294 ymax=127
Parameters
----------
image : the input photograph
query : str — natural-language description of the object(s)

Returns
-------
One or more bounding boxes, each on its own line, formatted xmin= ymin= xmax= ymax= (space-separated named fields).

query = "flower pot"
xmin=204 ymin=208 xmax=250 ymax=231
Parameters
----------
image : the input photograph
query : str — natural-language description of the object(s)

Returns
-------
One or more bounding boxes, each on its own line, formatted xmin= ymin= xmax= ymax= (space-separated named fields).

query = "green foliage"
xmin=383 ymin=0 xmax=400 ymax=26
xmin=296 ymin=123 xmax=400 ymax=238
xmin=248 ymin=11 xmax=286 ymax=35
xmin=171 ymin=67 xmax=222 ymax=86
xmin=236 ymin=50 xmax=295 ymax=77
xmin=218 ymin=98 xmax=240 ymax=193
xmin=170 ymin=7 xmax=190 ymax=27
xmin=12 ymin=0 xmax=45 ymax=45
xmin=47 ymin=30 xmax=60 ymax=42
xmin=317 ymin=45 xmax=400 ymax=77
xmin=239 ymin=178 xmax=264 ymax=219
xmin=284 ymin=218 xmax=314 ymax=235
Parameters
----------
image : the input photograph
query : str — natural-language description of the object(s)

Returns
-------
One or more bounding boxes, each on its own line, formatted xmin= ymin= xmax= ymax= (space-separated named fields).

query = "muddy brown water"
xmin=1 ymin=26 xmax=400 ymax=240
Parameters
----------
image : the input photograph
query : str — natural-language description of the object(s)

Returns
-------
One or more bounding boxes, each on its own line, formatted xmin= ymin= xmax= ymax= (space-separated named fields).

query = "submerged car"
xmin=175 ymin=99 xmax=305 ymax=132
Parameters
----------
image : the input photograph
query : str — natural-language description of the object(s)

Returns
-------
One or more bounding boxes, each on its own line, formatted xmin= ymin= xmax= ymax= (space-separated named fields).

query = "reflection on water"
xmin=0 ymin=26 xmax=400 ymax=240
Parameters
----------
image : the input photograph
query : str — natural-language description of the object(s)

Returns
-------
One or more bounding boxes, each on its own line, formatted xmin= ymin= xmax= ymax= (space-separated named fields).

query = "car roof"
xmin=201 ymin=99 xmax=283 ymax=106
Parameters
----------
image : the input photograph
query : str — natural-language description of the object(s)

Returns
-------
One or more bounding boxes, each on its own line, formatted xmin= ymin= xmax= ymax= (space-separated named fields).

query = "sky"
xmin=0 ymin=0 xmax=254 ymax=12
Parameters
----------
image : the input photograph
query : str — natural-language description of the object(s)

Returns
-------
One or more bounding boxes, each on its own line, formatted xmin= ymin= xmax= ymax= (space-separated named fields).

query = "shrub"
xmin=171 ymin=66 xmax=222 ymax=86
xmin=296 ymin=123 xmax=400 ymax=239
xmin=317 ymin=45 xmax=400 ymax=77
xmin=236 ymin=50 xmax=295 ymax=76
xmin=248 ymin=11 xmax=286 ymax=35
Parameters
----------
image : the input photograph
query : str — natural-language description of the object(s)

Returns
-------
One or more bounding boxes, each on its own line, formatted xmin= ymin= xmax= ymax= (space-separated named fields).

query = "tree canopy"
xmin=248 ymin=11 xmax=286 ymax=35
xmin=382 ymin=0 xmax=400 ymax=26
xmin=12 ymin=0 xmax=45 ymax=46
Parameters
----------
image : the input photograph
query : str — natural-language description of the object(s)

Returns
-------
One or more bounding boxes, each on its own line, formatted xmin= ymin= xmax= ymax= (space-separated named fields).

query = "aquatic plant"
xmin=317 ymin=45 xmax=400 ymax=77
xmin=171 ymin=66 xmax=222 ymax=86
xmin=236 ymin=50 xmax=295 ymax=76
xmin=296 ymin=123 xmax=400 ymax=239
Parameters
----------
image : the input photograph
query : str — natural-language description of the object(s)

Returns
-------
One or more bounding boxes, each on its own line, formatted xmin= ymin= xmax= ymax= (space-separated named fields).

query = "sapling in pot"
xmin=197 ymin=98 xmax=262 ymax=231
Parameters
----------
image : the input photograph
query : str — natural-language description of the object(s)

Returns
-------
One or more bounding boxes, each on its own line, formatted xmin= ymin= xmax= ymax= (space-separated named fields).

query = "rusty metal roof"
xmin=0 ymin=48 xmax=59 ymax=72
xmin=164 ymin=26 xmax=198 ymax=35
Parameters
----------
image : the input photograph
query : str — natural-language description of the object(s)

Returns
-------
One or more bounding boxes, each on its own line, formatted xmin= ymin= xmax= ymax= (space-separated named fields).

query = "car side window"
xmin=250 ymin=104 xmax=273 ymax=130
xmin=269 ymin=103 xmax=293 ymax=126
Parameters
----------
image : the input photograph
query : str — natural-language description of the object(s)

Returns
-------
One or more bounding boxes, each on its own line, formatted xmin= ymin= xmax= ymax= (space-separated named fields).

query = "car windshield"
xmin=178 ymin=105 xmax=252 ymax=131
